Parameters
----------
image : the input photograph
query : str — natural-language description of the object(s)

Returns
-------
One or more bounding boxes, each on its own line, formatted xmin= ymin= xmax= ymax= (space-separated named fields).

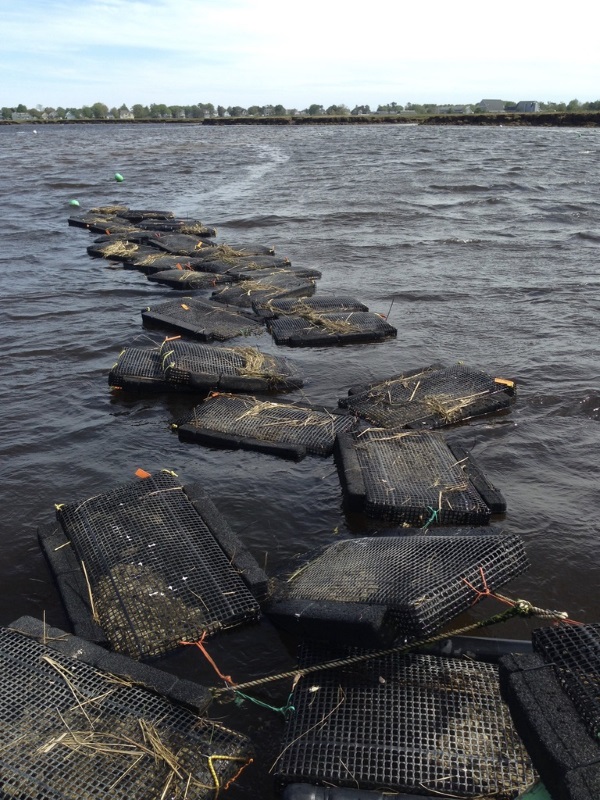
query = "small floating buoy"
xmin=68 ymin=199 xmax=80 ymax=207
xmin=33 ymin=129 xmax=37 ymax=134
xmin=114 ymin=172 xmax=124 ymax=182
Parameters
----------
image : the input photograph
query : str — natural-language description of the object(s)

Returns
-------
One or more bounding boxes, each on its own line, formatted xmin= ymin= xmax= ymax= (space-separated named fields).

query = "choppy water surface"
xmin=1 ymin=122 xmax=599 ymax=796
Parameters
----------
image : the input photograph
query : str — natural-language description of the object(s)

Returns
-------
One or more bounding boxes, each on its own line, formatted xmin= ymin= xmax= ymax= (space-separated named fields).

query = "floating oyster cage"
xmin=499 ymin=644 xmax=600 ymax=800
xmin=268 ymin=310 xmax=397 ymax=347
xmin=39 ymin=471 xmax=267 ymax=659
xmin=195 ymin=253 xmax=292 ymax=275
xmin=109 ymin=346 xmax=172 ymax=392
xmin=252 ymin=294 xmax=370 ymax=320
xmin=340 ymin=363 xmax=516 ymax=429
xmin=128 ymin=253 xmax=210 ymax=274
xmin=174 ymin=393 xmax=356 ymax=460
xmin=0 ymin=619 xmax=252 ymax=800
xmin=142 ymin=296 xmax=264 ymax=341
xmin=335 ymin=430 xmax=506 ymax=525
xmin=161 ymin=338 xmax=304 ymax=393
xmin=533 ymin=622 xmax=600 ymax=741
xmin=211 ymin=273 xmax=317 ymax=308
xmin=274 ymin=645 xmax=537 ymax=797
xmin=149 ymin=233 xmax=217 ymax=255
xmin=265 ymin=531 xmax=529 ymax=647
xmin=147 ymin=267 xmax=234 ymax=290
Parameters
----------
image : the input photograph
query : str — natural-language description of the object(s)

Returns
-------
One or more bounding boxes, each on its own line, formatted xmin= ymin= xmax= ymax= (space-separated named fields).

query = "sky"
xmin=1 ymin=0 xmax=599 ymax=111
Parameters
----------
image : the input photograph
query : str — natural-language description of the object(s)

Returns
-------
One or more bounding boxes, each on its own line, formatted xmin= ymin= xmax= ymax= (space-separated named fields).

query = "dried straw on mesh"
xmin=99 ymin=241 xmax=140 ymax=258
xmin=179 ymin=223 xmax=215 ymax=236
xmin=90 ymin=205 xmax=130 ymax=215
xmin=227 ymin=346 xmax=281 ymax=377
xmin=268 ymin=300 xmax=362 ymax=334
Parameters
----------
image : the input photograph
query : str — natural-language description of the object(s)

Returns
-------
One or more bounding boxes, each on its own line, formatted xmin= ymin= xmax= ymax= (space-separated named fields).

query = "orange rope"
xmin=180 ymin=634 xmax=235 ymax=686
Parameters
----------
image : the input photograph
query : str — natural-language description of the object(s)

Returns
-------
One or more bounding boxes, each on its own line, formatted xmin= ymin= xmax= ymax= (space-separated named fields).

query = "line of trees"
xmin=4 ymin=99 xmax=600 ymax=121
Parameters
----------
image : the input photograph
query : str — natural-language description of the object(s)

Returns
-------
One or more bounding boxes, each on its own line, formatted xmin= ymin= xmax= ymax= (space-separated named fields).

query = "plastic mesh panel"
xmin=268 ymin=312 xmax=397 ymax=346
xmin=55 ymin=473 xmax=260 ymax=659
xmin=109 ymin=347 xmax=168 ymax=390
xmin=253 ymin=295 xmax=369 ymax=317
xmin=160 ymin=339 xmax=303 ymax=392
xmin=178 ymin=395 xmax=355 ymax=456
xmin=533 ymin=623 xmax=600 ymax=740
xmin=275 ymin=534 xmax=528 ymax=640
xmin=275 ymin=648 xmax=536 ymax=797
xmin=342 ymin=364 xmax=515 ymax=429
xmin=147 ymin=269 xmax=233 ymax=289
xmin=0 ymin=626 xmax=251 ymax=800
xmin=212 ymin=274 xmax=317 ymax=308
xmin=142 ymin=297 xmax=263 ymax=341
xmin=342 ymin=430 xmax=492 ymax=525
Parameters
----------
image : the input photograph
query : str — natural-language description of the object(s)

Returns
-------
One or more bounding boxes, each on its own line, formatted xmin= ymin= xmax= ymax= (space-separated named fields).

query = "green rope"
xmin=233 ymin=690 xmax=295 ymax=717
xmin=421 ymin=506 xmax=439 ymax=529
xmin=211 ymin=598 xmax=568 ymax=698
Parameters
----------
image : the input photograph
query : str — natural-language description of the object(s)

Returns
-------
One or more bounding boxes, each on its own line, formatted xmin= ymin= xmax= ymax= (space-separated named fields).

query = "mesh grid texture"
xmin=160 ymin=339 xmax=303 ymax=392
xmin=142 ymin=297 xmax=264 ymax=341
xmin=108 ymin=347 xmax=167 ymax=390
xmin=268 ymin=311 xmax=397 ymax=346
xmin=55 ymin=472 xmax=260 ymax=659
xmin=532 ymin=622 xmax=600 ymax=741
xmin=212 ymin=274 xmax=317 ymax=308
xmin=275 ymin=534 xmax=528 ymax=640
xmin=275 ymin=648 xmax=536 ymax=798
xmin=147 ymin=269 xmax=233 ymax=289
xmin=177 ymin=394 xmax=355 ymax=456
xmin=341 ymin=364 xmax=516 ymax=429
xmin=0 ymin=626 xmax=252 ymax=800
xmin=253 ymin=295 xmax=369 ymax=317
xmin=341 ymin=430 xmax=493 ymax=525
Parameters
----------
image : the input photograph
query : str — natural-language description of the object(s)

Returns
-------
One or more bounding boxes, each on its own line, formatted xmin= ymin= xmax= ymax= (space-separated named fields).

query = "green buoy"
xmin=68 ymin=199 xmax=80 ymax=207
xmin=114 ymin=173 xmax=124 ymax=182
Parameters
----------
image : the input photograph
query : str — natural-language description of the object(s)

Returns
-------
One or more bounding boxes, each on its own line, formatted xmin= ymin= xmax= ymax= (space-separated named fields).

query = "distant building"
xmin=515 ymin=101 xmax=540 ymax=113
xmin=11 ymin=112 xmax=32 ymax=121
xmin=436 ymin=105 xmax=473 ymax=114
xmin=119 ymin=109 xmax=134 ymax=120
xmin=478 ymin=99 xmax=506 ymax=112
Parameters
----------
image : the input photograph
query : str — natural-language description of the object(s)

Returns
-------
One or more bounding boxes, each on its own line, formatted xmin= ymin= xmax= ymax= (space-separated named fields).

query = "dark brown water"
xmin=1 ymin=122 xmax=599 ymax=797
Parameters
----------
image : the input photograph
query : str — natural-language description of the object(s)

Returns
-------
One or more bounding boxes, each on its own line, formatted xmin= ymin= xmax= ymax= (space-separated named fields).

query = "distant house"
xmin=516 ymin=101 xmax=540 ymax=113
xmin=119 ymin=109 xmax=134 ymax=120
xmin=436 ymin=105 xmax=473 ymax=114
xmin=478 ymin=99 xmax=506 ymax=112
xmin=11 ymin=111 xmax=32 ymax=121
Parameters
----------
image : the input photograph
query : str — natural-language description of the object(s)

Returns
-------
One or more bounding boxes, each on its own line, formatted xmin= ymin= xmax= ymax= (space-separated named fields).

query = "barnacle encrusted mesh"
xmin=532 ymin=622 xmax=600 ymax=741
xmin=268 ymin=311 xmax=397 ymax=346
xmin=160 ymin=339 xmax=303 ymax=392
xmin=341 ymin=364 xmax=516 ymax=429
xmin=142 ymin=297 xmax=264 ymax=341
xmin=0 ymin=626 xmax=252 ymax=800
xmin=274 ymin=646 xmax=537 ymax=797
xmin=338 ymin=429 xmax=492 ymax=525
xmin=177 ymin=394 xmax=355 ymax=456
xmin=274 ymin=533 xmax=528 ymax=641
xmin=55 ymin=472 xmax=260 ymax=659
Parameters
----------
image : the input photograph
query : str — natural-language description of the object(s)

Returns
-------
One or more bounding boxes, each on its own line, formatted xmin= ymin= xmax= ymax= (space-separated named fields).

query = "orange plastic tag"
xmin=181 ymin=303 xmax=189 ymax=310
xmin=135 ymin=468 xmax=151 ymax=479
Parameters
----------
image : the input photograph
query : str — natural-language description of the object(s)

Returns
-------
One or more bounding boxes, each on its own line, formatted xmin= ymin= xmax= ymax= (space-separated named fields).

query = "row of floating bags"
xmin=20 ymin=468 xmax=600 ymax=800
xmin=8 ymin=203 xmax=591 ymax=799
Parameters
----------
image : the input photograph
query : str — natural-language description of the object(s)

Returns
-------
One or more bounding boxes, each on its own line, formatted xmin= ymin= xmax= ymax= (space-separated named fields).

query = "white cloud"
xmin=1 ymin=0 xmax=599 ymax=108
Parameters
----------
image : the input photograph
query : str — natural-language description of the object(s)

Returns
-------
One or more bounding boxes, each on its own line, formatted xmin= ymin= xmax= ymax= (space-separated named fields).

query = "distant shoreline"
xmin=2 ymin=111 xmax=600 ymax=127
